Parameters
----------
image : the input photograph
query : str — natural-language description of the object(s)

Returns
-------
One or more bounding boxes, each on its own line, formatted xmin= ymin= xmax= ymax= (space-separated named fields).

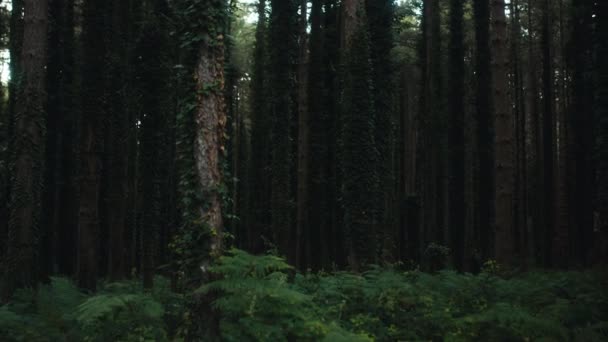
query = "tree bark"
xmin=194 ymin=19 xmax=227 ymax=259
xmin=77 ymin=0 xmax=107 ymax=291
xmin=491 ymin=0 xmax=515 ymax=265
xmin=448 ymin=0 xmax=465 ymax=270
xmin=3 ymin=0 xmax=49 ymax=299
xmin=295 ymin=0 xmax=309 ymax=269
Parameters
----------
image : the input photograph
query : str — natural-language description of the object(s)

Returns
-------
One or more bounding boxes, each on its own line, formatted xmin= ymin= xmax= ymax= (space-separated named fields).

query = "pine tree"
xmin=448 ymin=0 xmax=466 ymax=270
xmin=295 ymin=0 xmax=309 ymax=268
xmin=77 ymin=0 xmax=107 ymax=291
xmin=249 ymin=0 xmax=270 ymax=253
xmin=365 ymin=0 xmax=395 ymax=261
xmin=492 ymin=0 xmax=515 ymax=265
xmin=473 ymin=0 xmax=493 ymax=263
xmin=540 ymin=0 xmax=555 ymax=267
xmin=340 ymin=0 xmax=380 ymax=269
xmin=3 ymin=0 xmax=49 ymax=299
xmin=41 ymin=0 xmax=76 ymax=279
xmin=105 ymin=0 xmax=132 ymax=281
xmin=596 ymin=0 xmax=608 ymax=262
xmin=268 ymin=0 xmax=297 ymax=254
xmin=568 ymin=0 xmax=595 ymax=266
xmin=137 ymin=0 xmax=172 ymax=288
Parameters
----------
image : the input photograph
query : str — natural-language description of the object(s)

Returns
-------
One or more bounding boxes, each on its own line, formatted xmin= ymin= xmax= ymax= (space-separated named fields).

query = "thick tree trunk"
xmin=3 ymin=0 xmax=49 ymax=299
xmin=194 ymin=32 xmax=227 ymax=259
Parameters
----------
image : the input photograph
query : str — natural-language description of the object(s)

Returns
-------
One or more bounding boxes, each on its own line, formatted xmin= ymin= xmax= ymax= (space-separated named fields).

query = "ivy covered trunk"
xmin=194 ymin=22 xmax=227 ymax=259
xmin=3 ymin=0 xmax=49 ymax=299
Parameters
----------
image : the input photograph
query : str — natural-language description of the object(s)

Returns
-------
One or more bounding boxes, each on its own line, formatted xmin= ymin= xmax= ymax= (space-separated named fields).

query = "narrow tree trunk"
xmin=295 ymin=0 xmax=309 ymax=269
xmin=77 ymin=0 xmax=107 ymax=291
xmin=448 ymin=0 xmax=466 ymax=271
xmin=596 ymin=0 xmax=608 ymax=264
xmin=106 ymin=0 xmax=131 ymax=282
xmin=541 ymin=0 xmax=555 ymax=267
xmin=491 ymin=0 xmax=515 ymax=265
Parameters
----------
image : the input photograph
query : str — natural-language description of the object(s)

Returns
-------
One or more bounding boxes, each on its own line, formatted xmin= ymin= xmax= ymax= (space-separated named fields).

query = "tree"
xmin=473 ymin=0 xmax=493 ymax=263
xmin=295 ymin=0 xmax=309 ymax=268
xmin=365 ymin=0 xmax=395 ymax=260
xmin=540 ymin=0 xmax=555 ymax=267
xmin=340 ymin=0 xmax=380 ymax=269
xmin=492 ymin=0 xmax=515 ymax=265
xmin=448 ymin=0 xmax=466 ymax=270
xmin=192 ymin=0 xmax=228 ymax=259
xmin=3 ymin=0 xmax=49 ymax=298
xmin=248 ymin=0 xmax=270 ymax=253
xmin=268 ymin=0 xmax=297 ymax=254
xmin=138 ymin=0 xmax=171 ymax=288
xmin=105 ymin=0 xmax=132 ymax=281
xmin=77 ymin=0 xmax=107 ymax=291
xmin=596 ymin=0 xmax=608 ymax=263
xmin=567 ymin=0 xmax=595 ymax=266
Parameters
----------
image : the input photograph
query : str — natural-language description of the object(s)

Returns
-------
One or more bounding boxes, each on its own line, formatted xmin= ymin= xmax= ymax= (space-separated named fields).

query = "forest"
xmin=0 ymin=0 xmax=607 ymax=340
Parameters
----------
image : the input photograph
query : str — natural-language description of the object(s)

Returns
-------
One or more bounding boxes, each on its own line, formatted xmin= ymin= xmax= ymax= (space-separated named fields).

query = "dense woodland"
xmin=0 ymin=0 xmax=607 ymax=340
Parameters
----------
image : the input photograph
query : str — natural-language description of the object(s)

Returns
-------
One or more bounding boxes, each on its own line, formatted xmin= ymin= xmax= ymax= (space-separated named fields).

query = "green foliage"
xmin=197 ymin=249 xmax=371 ymax=341
xmin=1 ymin=252 xmax=606 ymax=341
xmin=296 ymin=266 xmax=608 ymax=341
xmin=0 ymin=277 xmax=182 ymax=342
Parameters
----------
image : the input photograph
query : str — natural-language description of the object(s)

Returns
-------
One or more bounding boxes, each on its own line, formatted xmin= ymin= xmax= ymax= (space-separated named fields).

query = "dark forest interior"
xmin=0 ymin=0 xmax=607 ymax=340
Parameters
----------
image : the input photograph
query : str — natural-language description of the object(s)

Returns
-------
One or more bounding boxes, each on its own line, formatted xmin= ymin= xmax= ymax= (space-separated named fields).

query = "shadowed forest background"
xmin=0 ymin=0 xmax=607 ymax=340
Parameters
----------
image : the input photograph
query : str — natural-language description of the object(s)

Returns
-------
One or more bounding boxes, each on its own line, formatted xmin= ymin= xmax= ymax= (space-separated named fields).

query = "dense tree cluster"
xmin=0 ymin=0 xmax=607 ymax=308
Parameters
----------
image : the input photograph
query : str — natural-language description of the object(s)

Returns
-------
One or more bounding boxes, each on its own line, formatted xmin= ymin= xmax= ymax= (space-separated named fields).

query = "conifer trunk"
xmin=491 ymin=0 xmax=515 ymax=265
xmin=3 ymin=0 xmax=49 ymax=298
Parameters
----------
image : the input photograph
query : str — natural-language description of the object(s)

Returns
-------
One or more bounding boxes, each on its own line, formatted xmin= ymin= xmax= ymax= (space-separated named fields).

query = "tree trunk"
xmin=295 ymin=0 xmax=309 ymax=269
xmin=541 ymin=0 xmax=555 ymax=267
xmin=194 ymin=14 xmax=227 ymax=259
xmin=491 ymin=0 xmax=515 ymax=265
xmin=448 ymin=0 xmax=465 ymax=270
xmin=596 ymin=0 xmax=608 ymax=264
xmin=106 ymin=0 xmax=131 ymax=282
xmin=77 ymin=0 xmax=107 ymax=291
xmin=568 ymin=0 xmax=595 ymax=266
xmin=3 ymin=0 xmax=49 ymax=299
xmin=269 ymin=0 xmax=296 ymax=255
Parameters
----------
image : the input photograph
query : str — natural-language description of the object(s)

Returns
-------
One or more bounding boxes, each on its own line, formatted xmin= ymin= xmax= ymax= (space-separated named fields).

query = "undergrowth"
xmin=1 ymin=249 xmax=607 ymax=341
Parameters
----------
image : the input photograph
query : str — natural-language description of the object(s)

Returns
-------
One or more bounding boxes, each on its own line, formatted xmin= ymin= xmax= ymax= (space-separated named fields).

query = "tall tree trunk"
xmin=3 ymin=0 xmax=49 ymax=299
xmin=106 ymin=0 xmax=131 ymax=282
xmin=541 ymin=0 xmax=555 ymax=267
xmin=568 ymin=0 xmax=595 ymax=266
xmin=491 ymin=0 xmax=515 ymax=265
xmin=340 ymin=0 xmax=379 ymax=269
xmin=596 ymin=0 xmax=608 ymax=264
xmin=448 ymin=0 xmax=465 ymax=270
xmin=1 ymin=0 xmax=24 ymax=271
xmin=295 ymin=0 xmax=309 ymax=269
xmin=366 ymin=0 xmax=395 ymax=261
xmin=193 ymin=1 xmax=227 ymax=259
xmin=269 ymin=0 xmax=296 ymax=255
xmin=248 ymin=0 xmax=270 ymax=253
xmin=77 ymin=0 xmax=107 ymax=291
